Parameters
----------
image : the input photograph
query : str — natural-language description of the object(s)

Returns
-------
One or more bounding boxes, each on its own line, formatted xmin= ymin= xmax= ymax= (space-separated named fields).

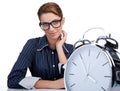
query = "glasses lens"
xmin=51 ymin=20 xmax=61 ymax=28
xmin=40 ymin=23 xmax=49 ymax=30
xmin=39 ymin=18 xmax=62 ymax=30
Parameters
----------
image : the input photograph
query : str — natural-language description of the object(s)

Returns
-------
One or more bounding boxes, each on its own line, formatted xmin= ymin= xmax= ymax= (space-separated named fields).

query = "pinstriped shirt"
xmin=7 ymin=35 xmax=74 ymax=89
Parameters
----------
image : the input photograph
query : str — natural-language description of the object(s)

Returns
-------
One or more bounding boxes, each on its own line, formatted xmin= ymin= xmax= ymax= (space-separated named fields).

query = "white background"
xmin=0 ymin=0 xmax=120 ymax=90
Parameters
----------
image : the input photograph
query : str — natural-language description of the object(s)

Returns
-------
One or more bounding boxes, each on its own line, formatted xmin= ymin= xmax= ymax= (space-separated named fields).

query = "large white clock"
xmin=64 ymin=44 xmax=112 ymax=91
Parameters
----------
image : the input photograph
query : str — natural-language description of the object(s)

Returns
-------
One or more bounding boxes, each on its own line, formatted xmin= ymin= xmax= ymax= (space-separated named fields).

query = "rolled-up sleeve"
xmin=19 ymin=76 xmax=40 ymax=89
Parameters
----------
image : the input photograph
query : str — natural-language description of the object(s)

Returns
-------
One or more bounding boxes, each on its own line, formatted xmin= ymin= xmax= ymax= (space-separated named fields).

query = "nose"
xmin=49 ymin=25 xmax=54 ymax=31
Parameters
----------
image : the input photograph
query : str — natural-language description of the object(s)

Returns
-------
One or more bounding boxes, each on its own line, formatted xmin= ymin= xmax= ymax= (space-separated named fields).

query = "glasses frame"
xmin=39 ymin=18 xmax=62 ymax=30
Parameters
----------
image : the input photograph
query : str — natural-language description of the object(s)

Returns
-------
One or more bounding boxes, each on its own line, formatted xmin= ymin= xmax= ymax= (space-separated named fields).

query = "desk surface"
xmin=7 ymin=89 xmax=65 ymax=91
xmin=7 ymin=87 xmax=120 ymax=91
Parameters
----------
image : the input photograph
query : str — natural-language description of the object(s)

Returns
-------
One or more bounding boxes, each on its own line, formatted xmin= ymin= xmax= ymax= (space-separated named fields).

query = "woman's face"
xmin=40 ymin=13 xmax=64 ymax=40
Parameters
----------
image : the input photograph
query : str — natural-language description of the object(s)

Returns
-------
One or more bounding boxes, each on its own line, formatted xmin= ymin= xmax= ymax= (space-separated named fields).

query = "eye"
xmin=52 ymin=20 xmax=60 ymax=26
xmin=40 ymin=23 xmax=49 ymax=29
xmin=39 ymin=22 xmax=50 ymax=30
xmin=41 ymin=23 xmax=49 ymax=27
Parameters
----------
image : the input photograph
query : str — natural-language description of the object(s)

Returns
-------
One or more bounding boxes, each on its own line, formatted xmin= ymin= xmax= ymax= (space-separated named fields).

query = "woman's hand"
xmin=34 ymin=78 xmax=65 ymax=89
xmin=53 ymin=78 xmax=65 ymax=89
xmin=56 ymin=31 xmax=67 ymax=64
xmin=56 ymin=30 xmax=67 ymax=49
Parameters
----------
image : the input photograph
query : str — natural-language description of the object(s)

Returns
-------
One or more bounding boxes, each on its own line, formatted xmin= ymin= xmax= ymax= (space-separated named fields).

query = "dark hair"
xmin=37 ymin=2 xmax=63 ymax=20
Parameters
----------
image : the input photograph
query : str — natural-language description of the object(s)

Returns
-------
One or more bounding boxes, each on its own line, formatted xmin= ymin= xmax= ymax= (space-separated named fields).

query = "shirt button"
xmin=52 ymin=51 xmax=54 ymax=54
xmin=52 ymin=65 xmax=55 ymax=68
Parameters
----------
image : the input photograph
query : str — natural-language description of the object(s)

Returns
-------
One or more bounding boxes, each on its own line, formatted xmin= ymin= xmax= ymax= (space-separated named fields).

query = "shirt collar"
xmin=37 ymin=35 xmax=48 ymax=51
xmin=37 ymin=35 xmax=69 ymax=54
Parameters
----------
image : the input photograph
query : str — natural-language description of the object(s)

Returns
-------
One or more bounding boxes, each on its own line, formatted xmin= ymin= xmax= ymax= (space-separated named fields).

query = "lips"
xmin=49 ymin=32 xmax=58 ymax=36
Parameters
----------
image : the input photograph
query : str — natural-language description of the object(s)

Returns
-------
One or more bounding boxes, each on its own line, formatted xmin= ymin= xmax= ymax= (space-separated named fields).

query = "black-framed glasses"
xmin=39 ymin=18 xmax=62 ymax=30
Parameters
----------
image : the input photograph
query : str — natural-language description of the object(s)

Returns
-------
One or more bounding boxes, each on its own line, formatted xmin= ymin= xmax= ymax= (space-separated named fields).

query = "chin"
xmin=51 ymin=36 xmax=59 ymax=40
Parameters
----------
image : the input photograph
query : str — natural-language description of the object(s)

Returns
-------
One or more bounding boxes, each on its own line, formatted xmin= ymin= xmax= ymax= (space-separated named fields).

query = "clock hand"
xmin=87 ymin=62 xmax=90 ymax=73
xmin=80 ymin=58 xmax=88 ymax=76
xmin=79 ymin=53 xmax=88 ymax=76
xmin=87 ymin=74 xmax=97 ymax=83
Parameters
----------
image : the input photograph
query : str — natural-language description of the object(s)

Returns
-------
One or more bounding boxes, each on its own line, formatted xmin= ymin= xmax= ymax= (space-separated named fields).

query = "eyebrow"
xmin=40 ymin=18 xmax=61 ymax=23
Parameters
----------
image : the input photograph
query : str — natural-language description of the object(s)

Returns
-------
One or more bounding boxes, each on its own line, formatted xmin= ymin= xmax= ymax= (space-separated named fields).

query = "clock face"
xmin=64 ymin=44 xmax=112 ymax=91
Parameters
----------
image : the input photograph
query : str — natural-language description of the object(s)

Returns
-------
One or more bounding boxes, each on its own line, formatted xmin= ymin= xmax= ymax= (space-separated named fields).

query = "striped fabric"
xmin=7 ymin=35 xmax=74 ymax=89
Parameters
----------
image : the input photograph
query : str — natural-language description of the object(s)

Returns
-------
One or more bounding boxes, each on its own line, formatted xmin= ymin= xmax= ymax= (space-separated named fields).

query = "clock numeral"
xmin=88 ymin=48 xmax=90 ymax=56
xmin=101 ymin=86 xmax=106 ymax=91
xmin=102 ymin=61 xmax=109 ymax=66
xmin=104 ymin=76 xmax=111 ymax=78
xmin=72 ymin=62 xmax=77 ymax=66
xmin=69 ymin=73 xmax=75 ymax=75
xmin=96 ymin=52 xmax=101 ymax=59
xmin=79 ymin=53 xmax=83 ymax=59
xmin=70 ymin=83 xmax=76 ymax=87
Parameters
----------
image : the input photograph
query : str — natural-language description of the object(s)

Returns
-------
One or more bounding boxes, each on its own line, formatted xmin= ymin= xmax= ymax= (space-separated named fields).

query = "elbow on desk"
xmin=7 ymin=79 xmax=25 ymax=89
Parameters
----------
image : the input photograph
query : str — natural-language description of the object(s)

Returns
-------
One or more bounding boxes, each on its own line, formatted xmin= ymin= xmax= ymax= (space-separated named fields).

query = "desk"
xmin=7 ymin=87 xmax=120 ymax=91
xmin=7 ymin=89 xmax=65 ymax=91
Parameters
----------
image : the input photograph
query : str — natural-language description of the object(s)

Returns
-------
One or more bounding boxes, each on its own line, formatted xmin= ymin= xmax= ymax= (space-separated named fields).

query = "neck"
xmin=47 ymin=38 xmax=57 ymax=49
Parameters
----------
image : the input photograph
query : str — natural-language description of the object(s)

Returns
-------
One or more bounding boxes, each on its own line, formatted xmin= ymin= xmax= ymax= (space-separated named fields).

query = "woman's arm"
xmin=7 ymin=39 xmax=38 ymax=89
xmin=56 ymin=31 xmax=67 ymax=64
xmin=34 ymin=78 xmax=64 ymax=89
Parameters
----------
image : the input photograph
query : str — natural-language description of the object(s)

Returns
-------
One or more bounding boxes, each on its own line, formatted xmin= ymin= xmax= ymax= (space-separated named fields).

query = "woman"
xmin=7 ymin=2 xmax=73 ymax=89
